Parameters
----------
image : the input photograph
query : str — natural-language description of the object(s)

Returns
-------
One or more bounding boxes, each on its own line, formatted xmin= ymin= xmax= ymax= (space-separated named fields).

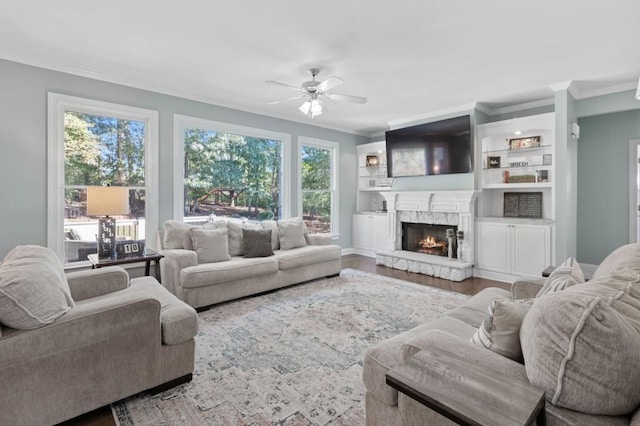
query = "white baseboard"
xmin=350 ymin=248 xmax=377 ymax=258
xmin=341 ymin=247 xmax=355 ymax=256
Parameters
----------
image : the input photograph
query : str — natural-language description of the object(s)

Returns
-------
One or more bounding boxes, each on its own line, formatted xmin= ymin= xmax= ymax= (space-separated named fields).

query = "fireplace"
xmin=402 ymin=222 xmax=458 ymax=258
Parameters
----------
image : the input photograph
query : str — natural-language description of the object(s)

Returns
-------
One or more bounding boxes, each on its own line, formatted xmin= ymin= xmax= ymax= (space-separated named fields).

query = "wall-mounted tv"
xmin=386 ymin=115 xmax=472 ymax=177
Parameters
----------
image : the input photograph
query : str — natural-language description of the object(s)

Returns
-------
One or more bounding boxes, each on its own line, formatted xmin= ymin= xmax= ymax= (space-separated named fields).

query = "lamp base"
xmin=98 ymin=216 xmax=117 ymax=259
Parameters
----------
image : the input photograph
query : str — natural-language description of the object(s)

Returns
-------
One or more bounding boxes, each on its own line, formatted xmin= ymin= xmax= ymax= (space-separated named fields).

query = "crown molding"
xmin=573 ymin=81 xmax=638 ymax=100
xmin=387 ymin=102 xmax=479 ymax=130
xmin=485 ymin=97 xmax=555 ymax=116
xmin=0 ymin=55 xmax=371 ymax=137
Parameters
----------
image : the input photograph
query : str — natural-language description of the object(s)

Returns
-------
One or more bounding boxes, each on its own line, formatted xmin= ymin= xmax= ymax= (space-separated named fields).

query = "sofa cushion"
xmin=277 ymin=218 xmax=307 ymax=250
xmin=190 ymin=227 xmax=231 ymax=264
xmin=180 ymin=257 xmax=278 ymax=288
xmin=470 ymin=298 xmax=534 ymax=361
xmin=0 ymin=245 xmax=75 ymax=329
xmin=537 ymin=257 xmax=584 ymax=297
xmin=273 ymin=245 xmax=341 ymax=270
xmin=125 ymin=277 xmax=198 ymax=345
xmin=521 ymin=274 xmax=640 ymax=415
xmin=226 ymin=220 xmax=262 ymax=256
xmin=242 ymin=229 xmax=274 ymax=258
xmin=447 ymin=287 xmax=511 ymax=329
xmin=163 ymin=220 xmax=221 ymax=250
xmin=260 ymin=220 xmax=280 ymax=250
xmin=592 ymin=243 xmax=640 ymax=281
xmin=363 ymin=316 xmax=477 ymax=406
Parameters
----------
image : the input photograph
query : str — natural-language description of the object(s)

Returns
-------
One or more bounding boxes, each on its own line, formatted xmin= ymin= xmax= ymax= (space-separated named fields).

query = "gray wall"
xmin=0 ymin=59 xmax=368 ymax=259
xmin=577 ymin=109 xmax=640 ymax=264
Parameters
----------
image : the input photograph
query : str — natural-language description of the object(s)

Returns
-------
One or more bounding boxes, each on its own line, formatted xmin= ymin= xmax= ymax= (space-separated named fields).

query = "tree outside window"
xmin=301 ymin=144 xmax=334 ymax=234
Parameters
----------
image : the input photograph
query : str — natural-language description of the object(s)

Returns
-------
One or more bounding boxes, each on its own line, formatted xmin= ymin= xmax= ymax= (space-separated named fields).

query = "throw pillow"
xmin=537 ymin=257 xmax=584 ymax=297
xmin=0 ymin=245 xmax=75 ymax=329
xmin=277 ymin=218 xmax=307 ymax=250
xmin=521 ymin=274 xmax=640 ymax=415
xmin=163 ymin=220 xmax=195 ymax=250
xmin=226 ymin=220 xmax=262 ymax=256
xmin=470 ymin=298 xmax=534 ymax=361
xmin=260 ymin=220 xmax=280 ymax=250
xmin=243 ymin=229 xmax=274 ymax=258
xmin=189 ymin=228 xmax=231 ymax=264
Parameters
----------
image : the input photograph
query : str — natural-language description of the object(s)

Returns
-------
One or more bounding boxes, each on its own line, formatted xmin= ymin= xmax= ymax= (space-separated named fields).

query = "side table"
xmin=88 ymin=248 xmax=164 ymax=282
xmin=386 ymin=347 xmax=545 ymax=426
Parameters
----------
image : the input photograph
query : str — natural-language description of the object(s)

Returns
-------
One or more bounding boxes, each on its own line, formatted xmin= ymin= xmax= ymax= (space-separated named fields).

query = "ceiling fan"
xmin=266 ymin=68 xmax=367 ymax=118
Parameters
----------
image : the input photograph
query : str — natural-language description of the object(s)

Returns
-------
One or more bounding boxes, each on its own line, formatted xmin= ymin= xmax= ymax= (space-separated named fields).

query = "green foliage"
xmin=183 ymin=129 xmax=282 ymax=216
xmin=64 ymin=112 xmax=100 ymax=185
xmin=301 ymin=145 xmax=332 ymax=220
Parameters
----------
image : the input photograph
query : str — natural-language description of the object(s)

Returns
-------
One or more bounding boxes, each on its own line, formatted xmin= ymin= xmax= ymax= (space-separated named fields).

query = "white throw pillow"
xmin=470 ymin=298 xmax=534 ymax=362
xmin=277 ymin=218 xmax=307 ymax=250
xmin=260 ymin=220 xmax=280 ymax=250
xmin=537 ymin=257 xmax=584 ymax=297
xmin=0 ymin=245 xmax=75 ymax=329
xmin=190 ymin=228 xmax=231 ymax=264
xmin=162 ymin=220 xmax=221 ymax=250
xmin=226 ymin=220 xmax=261 ymax=256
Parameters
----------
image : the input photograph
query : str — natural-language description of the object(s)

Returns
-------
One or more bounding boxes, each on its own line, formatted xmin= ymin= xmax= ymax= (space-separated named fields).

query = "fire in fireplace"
xmin=402 ymin=222 xmax=457 ymax=258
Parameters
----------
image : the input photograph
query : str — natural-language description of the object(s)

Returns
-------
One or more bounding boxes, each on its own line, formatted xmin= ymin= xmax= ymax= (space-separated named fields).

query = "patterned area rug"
xmin=113 ymin=268 xmax=469 ymax=425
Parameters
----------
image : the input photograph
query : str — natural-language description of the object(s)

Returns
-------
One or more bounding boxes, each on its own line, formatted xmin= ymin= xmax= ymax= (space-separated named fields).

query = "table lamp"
xmin=87 ymin=186 xmax=130 ymax=259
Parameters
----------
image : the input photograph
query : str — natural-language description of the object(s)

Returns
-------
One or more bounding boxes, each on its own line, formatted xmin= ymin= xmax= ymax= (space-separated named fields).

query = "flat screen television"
xmin=385 ymin=115 xmax=472 ymax=177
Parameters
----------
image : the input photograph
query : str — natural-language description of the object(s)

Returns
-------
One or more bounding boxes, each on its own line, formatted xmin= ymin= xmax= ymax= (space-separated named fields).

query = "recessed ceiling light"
xmin=514 ymin=130 xmax=522 ymax=135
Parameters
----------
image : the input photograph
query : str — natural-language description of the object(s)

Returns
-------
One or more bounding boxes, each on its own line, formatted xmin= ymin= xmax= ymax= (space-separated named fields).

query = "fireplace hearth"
xmin=402 ymin=222 xmax=457 ymax=258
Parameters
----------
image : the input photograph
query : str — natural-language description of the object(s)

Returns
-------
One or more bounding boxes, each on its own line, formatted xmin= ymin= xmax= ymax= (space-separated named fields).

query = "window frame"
xmin=173 ymin=115 xmax=292 ymax=221
xmin=298 ymin=136 xmax=340 ymax=237
xmin=47 ymin=93 xmax=159 ymax=267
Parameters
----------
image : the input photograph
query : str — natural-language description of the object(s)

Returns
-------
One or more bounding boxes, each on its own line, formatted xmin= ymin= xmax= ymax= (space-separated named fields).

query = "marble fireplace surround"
xmin=376 ymin=190 xmax=478 ymax=282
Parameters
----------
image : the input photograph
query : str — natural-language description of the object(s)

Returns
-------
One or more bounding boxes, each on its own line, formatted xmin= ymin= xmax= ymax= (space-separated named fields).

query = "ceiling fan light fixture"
xmin=299 ymin=98 xmax=323 ymax=118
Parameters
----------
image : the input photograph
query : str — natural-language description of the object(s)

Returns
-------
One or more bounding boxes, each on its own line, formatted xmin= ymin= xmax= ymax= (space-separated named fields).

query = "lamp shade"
xmin=86 ymin=186 xmax=130 ymax=216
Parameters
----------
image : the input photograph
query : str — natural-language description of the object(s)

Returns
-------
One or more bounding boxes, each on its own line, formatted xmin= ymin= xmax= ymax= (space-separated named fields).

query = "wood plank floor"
xmin=58 ymin=254 xmax=509 ymax=426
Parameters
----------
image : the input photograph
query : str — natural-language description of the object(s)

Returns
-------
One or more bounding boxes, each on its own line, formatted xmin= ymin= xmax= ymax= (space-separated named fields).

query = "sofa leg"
xmin=326 ymin=273 xmax=340 ymax=278
xmin=148 ymin=373 xmax=192 ymax=395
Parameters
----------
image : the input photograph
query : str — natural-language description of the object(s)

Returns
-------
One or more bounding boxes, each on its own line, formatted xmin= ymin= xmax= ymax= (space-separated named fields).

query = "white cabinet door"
xmin=352 ymin=214 xmax=371 ymax=249
xmin=512 ymin=224 xmax=551 ymax=277
xmin=476 ymin=222 xmax=511 ymax=274
xmin=370 ymin=215 xmax=391 ymax=251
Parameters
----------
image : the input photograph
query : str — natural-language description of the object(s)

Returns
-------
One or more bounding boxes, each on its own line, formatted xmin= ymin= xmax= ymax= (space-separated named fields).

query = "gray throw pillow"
xmin=470 ymin=298 xmax=534 ymax=362
xmin=189 ymin=228 xmax=231 ymax=264
xmin=225 ymin=221 xmax=262 ymax=256
xmin=243 ymin=229 xmax=274 ymax=258
xmin=537 ymin=257 xmax=584 ymax=297
xmin=0 ymin=245 xmax=75 ymax=329
xmin=521 ymin=274 xmax=640 ymax=415
xmin=277 ymin=218 xmax=307 ymax=250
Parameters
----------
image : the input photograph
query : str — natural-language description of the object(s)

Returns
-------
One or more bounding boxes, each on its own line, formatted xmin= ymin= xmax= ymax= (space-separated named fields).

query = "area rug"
xmin=113 ymin=268 xmax=469 ymax=425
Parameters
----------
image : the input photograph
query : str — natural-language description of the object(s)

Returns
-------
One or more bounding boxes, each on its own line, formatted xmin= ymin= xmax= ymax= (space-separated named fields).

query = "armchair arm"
xmin=511 ymin=277 xmax=546 ymax=300
xmin=159 ymin=249 xmax=198 ymax=294
xmin=65 ymin=266 xmax=129 ymax=301
xmin=305 ymin=233 xmax=332 ymax=246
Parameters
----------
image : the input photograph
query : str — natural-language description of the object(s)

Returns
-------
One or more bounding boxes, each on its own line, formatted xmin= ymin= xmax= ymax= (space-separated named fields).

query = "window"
xmin=174 ymin=116 xmax=291 ymax=222
xmin=48 ymin=94 xmax=158 ymax=265
xmin=299 ymin=137 xmax=339 ymax=235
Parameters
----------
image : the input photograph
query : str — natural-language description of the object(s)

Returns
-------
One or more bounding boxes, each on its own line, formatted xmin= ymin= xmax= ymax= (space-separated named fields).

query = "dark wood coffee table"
xmin=88 ymin=248 xmax=163 ymax=282
xmin=386 ymin=346 xmax=545 ymax=426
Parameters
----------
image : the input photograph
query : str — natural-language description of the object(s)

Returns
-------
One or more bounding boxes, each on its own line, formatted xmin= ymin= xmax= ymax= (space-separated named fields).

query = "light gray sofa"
xmin=364 ymin=243 xmax=640 ymax=425
xmin=158 ymin=219 xmax=342 ymax=309
xmin=0 ymin=248 xmax=198 ymax=426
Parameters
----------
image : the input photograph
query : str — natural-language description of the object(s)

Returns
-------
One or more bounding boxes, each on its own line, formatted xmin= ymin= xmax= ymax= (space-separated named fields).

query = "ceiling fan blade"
xmin=268 ymin=95 xmax=305 ymax=105
xmin=265 ymin=80 xmax=302 ymax=91
xmin=326 ymin=92 xmax=368 ymax=104
xmin=317 ymin=76 xmax=344 ymax=92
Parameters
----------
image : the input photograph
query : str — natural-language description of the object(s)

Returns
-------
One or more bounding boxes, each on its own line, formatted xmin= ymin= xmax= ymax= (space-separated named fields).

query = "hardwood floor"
xmin=59 ymin=254 xmax=509 ymax=426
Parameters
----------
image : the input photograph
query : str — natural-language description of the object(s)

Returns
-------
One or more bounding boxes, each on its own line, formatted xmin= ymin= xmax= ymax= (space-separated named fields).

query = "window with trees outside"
xmin=48 ymin=94 xmax=158 ymax=265
xmin=300 ymin=137 xmax=339 ymax=235
xmin=174 ymin=116 xmax=291 ymax=223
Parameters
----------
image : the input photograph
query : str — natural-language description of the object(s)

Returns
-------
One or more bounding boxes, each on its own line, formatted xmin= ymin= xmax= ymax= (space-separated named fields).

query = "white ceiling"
xmin=1 ymin=0 xmax=639 ymax=136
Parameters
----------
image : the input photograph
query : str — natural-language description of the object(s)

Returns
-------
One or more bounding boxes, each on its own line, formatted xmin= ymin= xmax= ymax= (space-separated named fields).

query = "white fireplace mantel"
xmin=376 ymin=191 xmax=479 ymax=281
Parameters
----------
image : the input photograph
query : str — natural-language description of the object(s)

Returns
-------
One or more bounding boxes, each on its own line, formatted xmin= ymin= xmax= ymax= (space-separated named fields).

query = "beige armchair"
xmin=0 ymin=263 xmax=198 ymax=426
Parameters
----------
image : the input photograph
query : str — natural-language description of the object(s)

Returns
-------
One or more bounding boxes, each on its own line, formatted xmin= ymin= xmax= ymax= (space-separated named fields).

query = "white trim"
xmin=575 ymin=81 xmax=639 ymax=100
xmin=629 ymin=140 xmax=640 ymax=243
xmin=47 ymin=93 xmax=159 ymax=262
xmin=299 ymin=136 xmax=340 ymax=236
xmin=173 ymin=115 xmax=292 ymax=221
xmin=341 ymin=247 xmax=355 ymax=256
xmin=387 ymin=102 xmax=478 ymax=129
xmin=483 ymin=98 xmax=555 ymax=116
